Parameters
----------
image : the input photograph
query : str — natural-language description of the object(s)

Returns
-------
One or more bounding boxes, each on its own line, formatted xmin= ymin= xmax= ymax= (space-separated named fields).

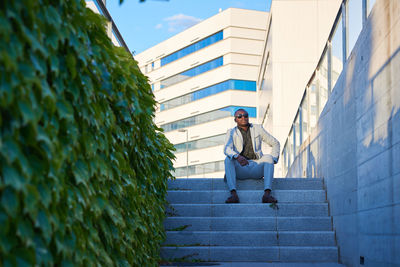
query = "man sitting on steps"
xmin=223 ymin=108 xmax=280 ymax=204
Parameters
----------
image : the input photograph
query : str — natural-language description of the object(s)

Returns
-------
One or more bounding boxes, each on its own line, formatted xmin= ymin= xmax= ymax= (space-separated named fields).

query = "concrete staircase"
xmin=161 ymin=178 xmax=340 ymax=263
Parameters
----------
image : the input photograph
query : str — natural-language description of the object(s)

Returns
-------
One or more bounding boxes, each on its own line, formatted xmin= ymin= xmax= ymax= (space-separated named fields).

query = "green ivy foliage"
xmin=0 ymin=0 xmax=175 ymax=265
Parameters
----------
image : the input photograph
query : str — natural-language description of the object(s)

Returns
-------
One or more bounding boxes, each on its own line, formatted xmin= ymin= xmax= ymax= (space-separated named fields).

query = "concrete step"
xmin=168 ymin=178 xmax=324 ymax=191
xmin=160 ymin=262 xmax=346 ymax=267
xmin=167 ymin=203 xmax=329 ymax=217
xmin=160 ymin=246 xmax=338 ymax=262
xmin=167 ymin=190 xmax=326 ymax=204
xmin=164 ymin=231 xmax=336 ymax=247
xmin=164 ymin=217 xmax=333 ymax=231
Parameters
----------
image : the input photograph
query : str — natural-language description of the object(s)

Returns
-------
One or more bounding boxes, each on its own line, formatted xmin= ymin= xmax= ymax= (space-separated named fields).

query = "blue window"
xmin=161 ymin=31 xmax=223 ymax=66
xmin=174 ymin=134 xmax=226 ymax=153
xmin=160 ymin=80 xmax=256 ymax=111
xmin=173 ymin=160 xmax=224 ymax=177
xmin=160 ymin=57 xmax=223 ymax=89
xmin=160 ymin=106 xmax=256 ymax=132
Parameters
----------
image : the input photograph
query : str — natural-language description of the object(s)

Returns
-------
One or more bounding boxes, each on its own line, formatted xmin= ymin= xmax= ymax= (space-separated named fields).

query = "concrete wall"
xmin=287 ymin=0 xmax=400 ymax=266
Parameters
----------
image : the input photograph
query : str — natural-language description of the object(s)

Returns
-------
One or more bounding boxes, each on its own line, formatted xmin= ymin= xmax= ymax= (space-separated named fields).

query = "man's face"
xmin=234 ymin=110 xmax=249 ymax=127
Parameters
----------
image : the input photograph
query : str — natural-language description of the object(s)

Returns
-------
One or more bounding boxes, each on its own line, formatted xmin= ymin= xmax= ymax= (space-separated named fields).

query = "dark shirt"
xmin=238 ymin=126 xmax=257 ymax=160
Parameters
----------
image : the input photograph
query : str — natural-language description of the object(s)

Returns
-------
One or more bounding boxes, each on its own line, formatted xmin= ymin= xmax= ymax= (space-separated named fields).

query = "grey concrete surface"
xmin=163 ymin=178 xmax=340 ymax=264
xmin=285 ymin=0 xmax=400 ymax=266
xmin=160 ymin=262 xmax=346 ymax=267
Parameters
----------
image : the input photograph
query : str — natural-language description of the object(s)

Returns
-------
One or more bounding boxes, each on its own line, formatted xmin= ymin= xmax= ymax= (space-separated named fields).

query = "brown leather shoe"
xmin=262 ymin=192 xmax=278 ymax=203
xmin=225 ymin=191 xmax=239 ymax=203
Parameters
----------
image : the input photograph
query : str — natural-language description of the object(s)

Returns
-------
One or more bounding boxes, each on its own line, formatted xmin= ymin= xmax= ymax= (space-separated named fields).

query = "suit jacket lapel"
xmin=250 ymin=124 xmax=256 ymax=153
xmin=234 ymin=127 xmax=243 ymax=152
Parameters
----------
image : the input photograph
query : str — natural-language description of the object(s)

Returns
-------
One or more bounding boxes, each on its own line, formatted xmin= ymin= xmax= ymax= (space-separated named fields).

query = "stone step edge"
xmin=165 ymin=230 xmax=335 ymax=234
xmin=167 ymin=189 xmax=326 ymax=192
xmin=161 ymin=245 xmax=338 ymax=249
xmin=168 ymin=178 xmax=324 ymax=180
xmin=167 ymin=203 xmax=328 ymax=206
xmin=165 ymin=216 xmax=332 ymax=219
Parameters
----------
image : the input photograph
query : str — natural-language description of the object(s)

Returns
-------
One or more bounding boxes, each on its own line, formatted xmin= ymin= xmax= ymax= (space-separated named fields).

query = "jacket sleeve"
xmin=223 ymin=128 xmax=239 ymax=159
xmin=259 ymin=125 xmax=280 ymax=161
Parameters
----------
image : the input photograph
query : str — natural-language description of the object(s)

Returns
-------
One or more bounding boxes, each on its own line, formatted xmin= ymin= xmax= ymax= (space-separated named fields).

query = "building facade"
xmin=136 ymin=8 xmax=269 ymax=178
xmin=257 ymin=0 xmax=343 ymax=176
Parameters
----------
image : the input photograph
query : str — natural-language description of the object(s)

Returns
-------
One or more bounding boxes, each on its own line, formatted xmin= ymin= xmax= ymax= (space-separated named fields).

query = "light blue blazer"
xmin=223 ymin=123 xmax=280 ymax=162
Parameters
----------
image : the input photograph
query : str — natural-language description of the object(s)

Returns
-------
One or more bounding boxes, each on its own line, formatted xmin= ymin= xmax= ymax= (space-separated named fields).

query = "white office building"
xmin=136 ymin=8 xmax=269 ymax=178
xmin=256 ymin=0 xmax=343 ymax=176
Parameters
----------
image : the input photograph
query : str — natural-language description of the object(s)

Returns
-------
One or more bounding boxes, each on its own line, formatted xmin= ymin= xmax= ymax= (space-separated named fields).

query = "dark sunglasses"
xmin=235 ymin=113 xmax=248 ymax=119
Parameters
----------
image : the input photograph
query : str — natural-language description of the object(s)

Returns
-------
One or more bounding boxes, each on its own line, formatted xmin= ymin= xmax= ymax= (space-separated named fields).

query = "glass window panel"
xmin=320 ymin=54 xmax=328 ymax=79
xmin=160 ymin=106 xmax=256 ymax=132
xmin=331 ymin=12 xmax=344 ymax=90
xmin=319 ymin=84 xmax=328 ymax=115
xmin=174 ymin=160 xmax=224 ymax=177
xmin=160 ymin=57 xmax=223 ymax=88
xmin=331 ymin=13 xmax=343 ymax=65
xmin=160 ymin=79 xmax=255 ymax=111
xmin=318 ymin=52 xmax=328 ymax=116
xmin=348 ymin=0 xmax=363 ymax=57
xmin=309 ymin=78 xmax=318 ymax=132
xmin=174 ymin=134 xmax=225 ymax=153
xmin=288 ymin=130 xmax=294 ymax=166
xmin=301 ymin=91 xmax=309 ymax=142
xmin=161 ymin=31 xmax=223 ymax=66
xmin=319 ymin=51 xmax=329 ymax=90
xmin=367 ymin=0 xmax=376 ymax=17
xmin=294 ymin=113 xmax=301 ymax=156
xmin=283 ymin=144 xmax=288 ymax=173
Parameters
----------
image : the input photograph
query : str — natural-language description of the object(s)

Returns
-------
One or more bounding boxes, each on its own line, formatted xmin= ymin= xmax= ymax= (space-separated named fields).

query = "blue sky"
xmin=107 ymin=0 xmax=271 ymax=55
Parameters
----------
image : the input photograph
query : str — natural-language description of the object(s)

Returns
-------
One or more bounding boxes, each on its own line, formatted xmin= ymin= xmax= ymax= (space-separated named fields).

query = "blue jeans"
xmin=224 ymin=155 xmax=274 ymax=191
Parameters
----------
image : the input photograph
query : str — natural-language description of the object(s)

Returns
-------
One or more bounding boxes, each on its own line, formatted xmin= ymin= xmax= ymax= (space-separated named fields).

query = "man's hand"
xmin=236 ymin=155 xmax=249 ymax=166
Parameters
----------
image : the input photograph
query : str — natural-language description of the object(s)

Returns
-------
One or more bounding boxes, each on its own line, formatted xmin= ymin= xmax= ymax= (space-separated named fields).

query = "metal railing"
xmin=89 ymin=0 xmax=131 ymax=55
xmin=281 ymin=0 xmax=376 ymax=176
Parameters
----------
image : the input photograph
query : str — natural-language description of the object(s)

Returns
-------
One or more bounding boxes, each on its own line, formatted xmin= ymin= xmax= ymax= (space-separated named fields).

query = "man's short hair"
xmin=234 ymin=108 xmax=247 ymax=117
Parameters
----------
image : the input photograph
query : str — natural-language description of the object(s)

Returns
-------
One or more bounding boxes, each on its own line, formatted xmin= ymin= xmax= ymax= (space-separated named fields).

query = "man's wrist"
xmin=233 ymin=154 xmax=239 ymax=159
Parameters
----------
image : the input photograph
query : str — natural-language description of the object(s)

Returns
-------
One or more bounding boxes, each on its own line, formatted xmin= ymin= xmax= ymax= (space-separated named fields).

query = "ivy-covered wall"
xmin=0 ymin=0 xmax=175 ymax=266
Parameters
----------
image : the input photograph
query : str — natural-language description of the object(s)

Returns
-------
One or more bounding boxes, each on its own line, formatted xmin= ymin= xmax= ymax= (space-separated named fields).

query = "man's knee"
xmin=225 ymin=156 xmax=235 ymax=168
xmin=225 ymin=156 xmax=234 ymax=163
xmin=259 ymin=155 xmax=274 ymax=164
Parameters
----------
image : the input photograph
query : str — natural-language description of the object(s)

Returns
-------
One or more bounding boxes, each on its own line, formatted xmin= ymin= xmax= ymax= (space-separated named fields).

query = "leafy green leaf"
xmin=66 ymin=52 xmax=77 ymax=79
xmin=0 ymin=138 xmax=20 ymax=164
xmin=18 ymin=100 xmax=35 ymax=125
xmin=1 ymin=187 xmax=19 ymax=218
xmin=17 ymin=220 xmax=34 ymax=246
xmin=23 ymin=185 xmax=39 ymax=219
xmin=73 ymin=160 xmax=89 ymax=185
xmin=56 ymin=100 xmax=74 ymax=120
xmin=35 ymin=210 xmax=52 ymax=244
xmin=3 ymin=165 xmax=26 ymax=191
xmin=37 ymin=183 xmax=51 ymax=208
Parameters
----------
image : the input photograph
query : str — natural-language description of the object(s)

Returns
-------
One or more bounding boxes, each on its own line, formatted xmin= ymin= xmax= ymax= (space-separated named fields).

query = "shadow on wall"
xmin=289 ymin=39 xmax=400 ymax=182
xmin=284 ymin=1 xmax=400 ymax=265
xmin=361 ymin=46 xmax=400 ymax=161
xmin=287 ymin=5 xmax=400 ymax=264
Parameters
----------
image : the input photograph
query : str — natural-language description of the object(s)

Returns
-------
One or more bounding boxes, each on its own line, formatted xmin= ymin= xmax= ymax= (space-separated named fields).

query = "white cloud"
xmin=155 ymin=23 xmax=163 ymax=30
xmin=164 ymin=14 xmax=203 ymax=33
xmin=232 ymin=1 xmax=245 ymax=8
